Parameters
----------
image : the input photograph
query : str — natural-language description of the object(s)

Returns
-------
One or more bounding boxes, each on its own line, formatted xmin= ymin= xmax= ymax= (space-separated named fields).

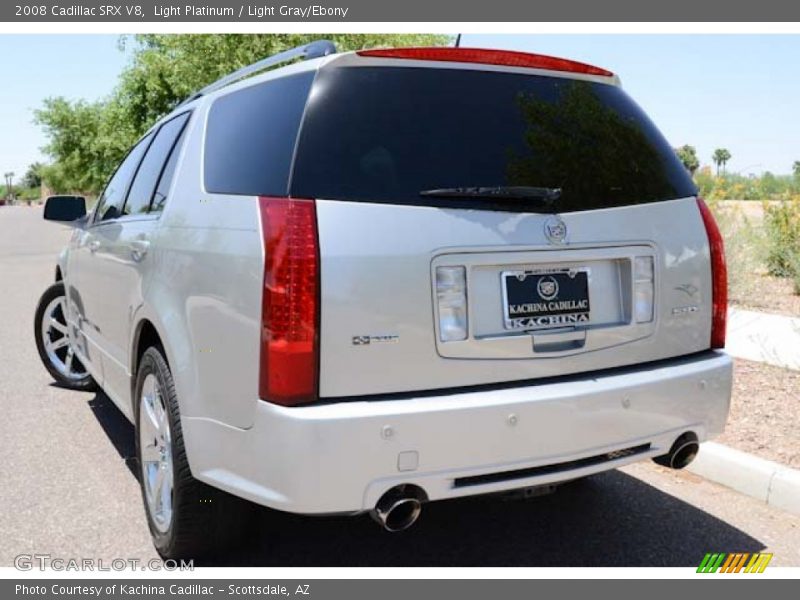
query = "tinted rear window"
xmin=291 ymin=67 xmax=696 ymax=212
xmin=204 ymin=72 xmax=314 ymax=196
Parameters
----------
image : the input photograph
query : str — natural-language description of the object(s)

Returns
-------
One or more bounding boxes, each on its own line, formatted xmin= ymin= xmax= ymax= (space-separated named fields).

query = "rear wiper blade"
xmin=420 ymin=186 xmax=561 ymax=203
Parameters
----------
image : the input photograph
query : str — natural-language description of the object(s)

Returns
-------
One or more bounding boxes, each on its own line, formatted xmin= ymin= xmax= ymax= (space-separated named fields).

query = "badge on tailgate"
xmin=502 ymin=267 xmax=591 ymax=330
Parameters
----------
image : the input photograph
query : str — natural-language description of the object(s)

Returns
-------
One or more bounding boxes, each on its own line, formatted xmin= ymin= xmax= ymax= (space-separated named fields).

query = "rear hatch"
xmin=291 ymin=55 xmax=711 ymax=398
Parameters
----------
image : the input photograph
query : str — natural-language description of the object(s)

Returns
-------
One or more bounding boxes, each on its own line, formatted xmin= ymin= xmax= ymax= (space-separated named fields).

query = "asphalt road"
xmin=1 ymin=205 xmax=798 ymax=567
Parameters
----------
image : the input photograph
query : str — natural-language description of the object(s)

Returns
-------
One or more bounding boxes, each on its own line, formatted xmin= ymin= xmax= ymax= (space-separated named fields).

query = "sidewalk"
xmin=726 ymin=307 xmax=800 ymax=371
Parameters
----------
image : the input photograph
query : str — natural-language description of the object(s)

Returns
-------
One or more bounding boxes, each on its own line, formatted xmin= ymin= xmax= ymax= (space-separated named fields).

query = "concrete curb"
xmin=687 ymin=441 xmax=800 ymax=515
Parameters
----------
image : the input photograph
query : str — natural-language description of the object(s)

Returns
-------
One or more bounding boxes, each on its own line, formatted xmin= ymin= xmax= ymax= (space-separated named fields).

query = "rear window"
xmin=290 ymin=67 xmax=696 ymax=212
xmin=204 ymin=72 xmax=314 ymax=196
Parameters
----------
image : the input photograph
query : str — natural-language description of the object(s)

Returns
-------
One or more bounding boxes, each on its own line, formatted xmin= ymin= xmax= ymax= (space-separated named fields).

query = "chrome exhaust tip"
xmin=653 ymin=432 xmax=700 ymax=470
xmin=371 ymin=485 xmax=425 ymax=532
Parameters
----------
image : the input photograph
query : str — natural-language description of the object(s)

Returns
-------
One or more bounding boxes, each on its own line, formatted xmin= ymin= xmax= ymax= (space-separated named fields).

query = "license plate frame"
xmin=501 ymin=267 xmax=591 ymax=331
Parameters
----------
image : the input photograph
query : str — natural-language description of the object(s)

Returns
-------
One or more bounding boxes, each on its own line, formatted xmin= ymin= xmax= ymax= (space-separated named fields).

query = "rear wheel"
xmin=34 ymin=282 xmax=96 ymax=391
xmin=135 ymin=345 xmax=253 ymax=558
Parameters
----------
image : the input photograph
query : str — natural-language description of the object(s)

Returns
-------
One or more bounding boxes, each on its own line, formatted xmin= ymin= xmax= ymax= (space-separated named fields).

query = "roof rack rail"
xmin=178 ymin=39 xmax=337 ymax=106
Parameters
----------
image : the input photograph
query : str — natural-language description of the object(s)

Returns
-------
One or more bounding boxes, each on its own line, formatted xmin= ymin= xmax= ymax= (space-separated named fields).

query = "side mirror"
xmin=43 ymin=196 xmax=87 ymax=224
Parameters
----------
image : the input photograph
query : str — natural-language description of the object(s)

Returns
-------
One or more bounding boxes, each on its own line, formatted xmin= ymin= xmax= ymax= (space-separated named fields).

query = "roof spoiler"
xmin=178 ymin=39 xmax=337 ymax=106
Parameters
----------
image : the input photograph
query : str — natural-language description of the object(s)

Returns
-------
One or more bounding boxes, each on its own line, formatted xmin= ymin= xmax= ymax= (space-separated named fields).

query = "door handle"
xmin=532 ymin=328 xmax=587 ymax=353
xmin=88 ymin=240 xmax=101 ymax=253
xmin=130 ymin=239 xmax=151 ymax=262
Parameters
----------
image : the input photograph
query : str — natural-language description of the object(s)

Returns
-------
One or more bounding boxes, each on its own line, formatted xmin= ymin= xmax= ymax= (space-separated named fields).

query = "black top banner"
xmin=3 ymin=0 xmax=800 ymax=21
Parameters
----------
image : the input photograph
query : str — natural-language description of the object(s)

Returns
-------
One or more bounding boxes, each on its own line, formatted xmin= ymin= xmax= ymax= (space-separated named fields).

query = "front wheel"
xmin=135 ymin=345 xmax=253 ymax=558
xmin=34 ymin=282 xmax=96 ymax=391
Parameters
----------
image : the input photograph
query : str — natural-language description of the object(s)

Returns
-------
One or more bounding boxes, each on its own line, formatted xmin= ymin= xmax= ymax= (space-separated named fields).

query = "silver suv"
xmin=35 ymin=41 xmax=732 ymax=558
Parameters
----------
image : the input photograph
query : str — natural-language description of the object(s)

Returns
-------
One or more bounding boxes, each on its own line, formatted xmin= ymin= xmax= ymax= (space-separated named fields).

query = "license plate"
xmin=502 ymin=268 xmax=591 ymax=330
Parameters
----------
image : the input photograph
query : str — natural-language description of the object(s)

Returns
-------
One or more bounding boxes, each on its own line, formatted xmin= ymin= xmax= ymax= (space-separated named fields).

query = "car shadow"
xmin=85 ymin=390 xmax=765 ymax=567
xmin=84 ymin=390 xmax=139 ymax=478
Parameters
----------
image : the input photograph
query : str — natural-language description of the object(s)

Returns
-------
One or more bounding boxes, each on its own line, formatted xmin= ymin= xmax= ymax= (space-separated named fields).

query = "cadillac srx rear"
xmin=186 ymin=47 xmax=731 ymax=528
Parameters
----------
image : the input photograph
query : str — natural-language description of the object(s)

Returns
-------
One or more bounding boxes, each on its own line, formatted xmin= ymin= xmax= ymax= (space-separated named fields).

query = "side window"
xmin=123 ymin=112 xmax=191 ymax=216
xmin=93 ymin=133 xmax=152 ymax=223
xmin=151 ymin=122 xmax=189 ymax=213
xmin=204 ymin=72 xmax=314 ymax=196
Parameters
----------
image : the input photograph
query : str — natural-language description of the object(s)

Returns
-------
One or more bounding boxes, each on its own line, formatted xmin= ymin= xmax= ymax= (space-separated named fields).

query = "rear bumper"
xmin=184 ymin=351 xmax=732 ymax=514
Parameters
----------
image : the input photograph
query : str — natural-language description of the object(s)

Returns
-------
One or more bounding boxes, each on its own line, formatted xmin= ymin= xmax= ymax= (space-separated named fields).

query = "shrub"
xmin=789 ymin=251 xmax=800 ymax=295
xmin=692 ymin=169 xmax=795 ymax=202
xmin=708 ymin=200 xmax=766 ymax=304
xmin=763 ymin=199 xmax=800 ymax=279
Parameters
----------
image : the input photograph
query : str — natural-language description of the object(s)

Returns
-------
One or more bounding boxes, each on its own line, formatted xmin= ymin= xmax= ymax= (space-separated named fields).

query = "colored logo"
xmin=697 ymin=552 xmax=772 ymax=573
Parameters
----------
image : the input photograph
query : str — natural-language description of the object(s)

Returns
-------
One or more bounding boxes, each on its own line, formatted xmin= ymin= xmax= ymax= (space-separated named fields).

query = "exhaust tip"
xmin=371 ymin=485 xmax=426 ymax=532
xmin=653 ymin=432 xmax=700 ymax=470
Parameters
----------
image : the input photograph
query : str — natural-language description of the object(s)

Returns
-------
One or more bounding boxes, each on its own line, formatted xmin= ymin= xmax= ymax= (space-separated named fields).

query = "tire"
xmin=134 ymin=345 xmax=253 ymax=559
xmin=34 ymin=282 xmax=97 ymax=391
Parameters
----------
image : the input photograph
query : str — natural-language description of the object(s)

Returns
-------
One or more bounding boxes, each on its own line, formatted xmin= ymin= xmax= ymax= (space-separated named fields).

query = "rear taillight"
xmin=356 ymin=47 xmax=613 ymax=77
xmin=258 ymin=196 xmax=319 ymax=406
xmin=696 ymin=198 xmax=727 ymax=349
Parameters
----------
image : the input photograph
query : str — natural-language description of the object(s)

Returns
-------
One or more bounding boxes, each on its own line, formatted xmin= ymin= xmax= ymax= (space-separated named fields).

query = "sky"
xmin=0 ymin=35 xmax=131 ymax=182
xmin=1 ymin=34 xmax=799 ymax=183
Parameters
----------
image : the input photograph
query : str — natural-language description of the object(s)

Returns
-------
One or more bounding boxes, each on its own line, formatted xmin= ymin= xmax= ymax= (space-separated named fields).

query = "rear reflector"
xmin=258 ymin=197 xmax=319 ymax=406
xmin=356 ymin=47 xmax=614 ymax=77
xmin=696 ymin=198 xmax=728 ymax=349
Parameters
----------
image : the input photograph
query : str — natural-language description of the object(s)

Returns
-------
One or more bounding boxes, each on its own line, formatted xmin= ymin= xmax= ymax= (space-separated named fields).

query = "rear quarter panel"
xmin=142 ymin=100 xmax=263 ymax=430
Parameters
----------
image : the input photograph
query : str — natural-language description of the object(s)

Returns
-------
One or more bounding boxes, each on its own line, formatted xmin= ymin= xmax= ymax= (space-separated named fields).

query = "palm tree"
xmin=3 ymin=172 xmax=14 ymax=201
xmin=712 ymin=149 xmax=732 ymax=176
xmin=675 ymin=145 xmax=700 ymax=175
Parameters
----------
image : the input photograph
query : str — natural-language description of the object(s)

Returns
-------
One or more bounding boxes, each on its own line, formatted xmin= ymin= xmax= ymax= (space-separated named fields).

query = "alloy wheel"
xmin=139 ymin=373 xmax=174 ymax=534
xmin=40 ymin=296 xmax=88 ymax=381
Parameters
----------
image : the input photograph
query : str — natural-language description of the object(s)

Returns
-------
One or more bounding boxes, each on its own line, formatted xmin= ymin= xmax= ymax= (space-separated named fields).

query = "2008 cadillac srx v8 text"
xmin=33 ymin=41 xmax=732 ymax=558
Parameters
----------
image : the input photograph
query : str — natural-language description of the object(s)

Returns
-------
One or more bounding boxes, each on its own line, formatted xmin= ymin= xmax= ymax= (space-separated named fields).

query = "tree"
xmin=21 ymin=162 xmax=44 ymax=189
xmin=36 ymin=34 xmax=452 ymax=194
xmin=760 ymin=171 xmax=780 ymax=197
xmin=712 ymin=148 xmax=732 ymax=176
xmin=675 ymin=145 xmax=700 ymax=175
xmin=793 ymin=161 xmax=800 ymax=182
xmin=3 ymin=172 xmax=13 ymax=200
xmin=34 ymin=97 xmax=110 ymax=192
